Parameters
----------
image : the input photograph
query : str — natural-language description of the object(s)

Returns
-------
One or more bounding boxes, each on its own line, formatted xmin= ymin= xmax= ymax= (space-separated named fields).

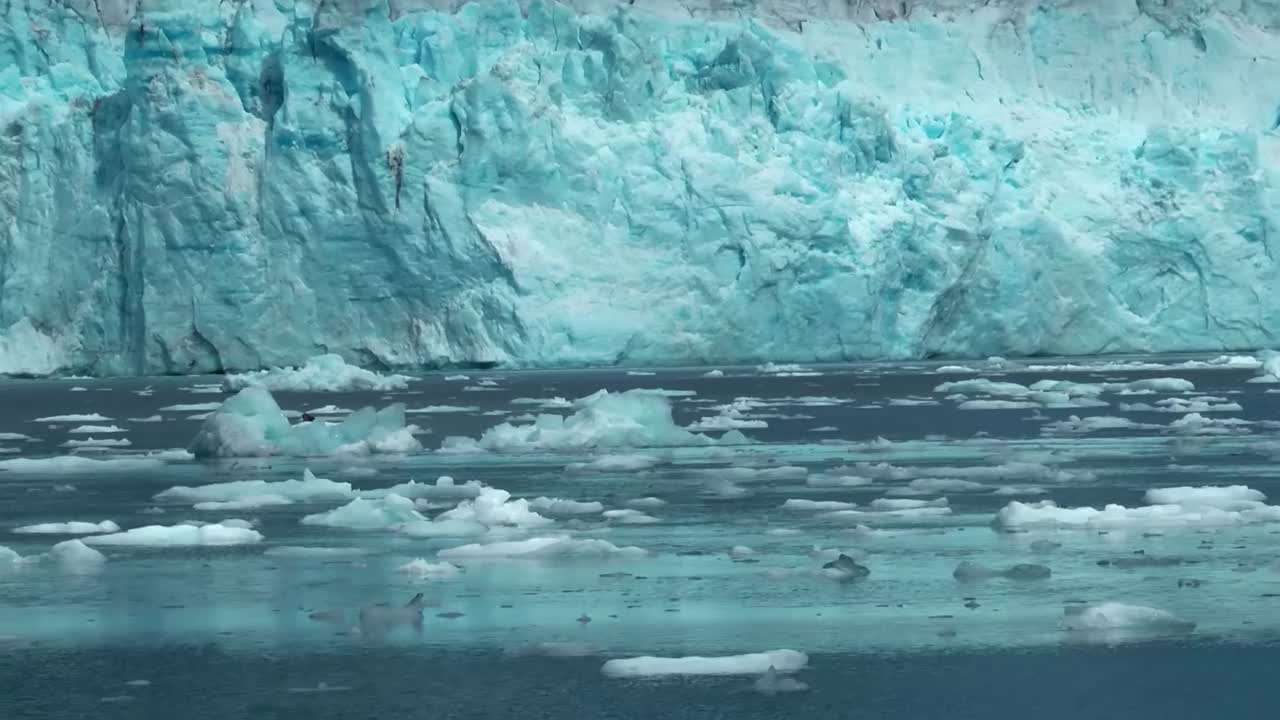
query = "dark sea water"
xmin=2 ymin=357 xmax=1279 ymax=719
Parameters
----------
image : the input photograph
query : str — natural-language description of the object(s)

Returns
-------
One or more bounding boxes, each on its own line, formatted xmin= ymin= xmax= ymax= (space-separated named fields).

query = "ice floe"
xmin=156 ymin=469 xmax=354 ymax=505
xmin=602 ymin=649 xmax=807 ymax=678
xmin=438 ymin=536 xmax=645 ymax=561
xmin=13 ymin=520 xmax=120 ymax=535
xmin=996 ymin=485 xmax=1280 ymax=529
xmin=84 ymin=523 xmax=263 ymax=546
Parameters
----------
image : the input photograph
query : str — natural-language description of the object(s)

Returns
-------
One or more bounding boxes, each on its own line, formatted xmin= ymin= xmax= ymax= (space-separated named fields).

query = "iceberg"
xmin=187 ymin=387 xmax=421 ymax=457
xmin=5 ymin=1 xmax=1280 ymax=376
xmin=442 ymin=389 xmax=746 ymax=452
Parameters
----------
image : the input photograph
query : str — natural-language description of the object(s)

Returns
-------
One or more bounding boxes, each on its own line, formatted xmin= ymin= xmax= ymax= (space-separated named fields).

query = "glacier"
xmin=3 ymin=0 xmax=1280 ymax=376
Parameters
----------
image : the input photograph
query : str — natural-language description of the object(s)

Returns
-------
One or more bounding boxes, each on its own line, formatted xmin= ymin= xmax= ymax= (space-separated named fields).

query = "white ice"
xmin=601 ymin=649 xmax=808 ymax=678
xmin=224 ymin=354 xmax=410 ymax=392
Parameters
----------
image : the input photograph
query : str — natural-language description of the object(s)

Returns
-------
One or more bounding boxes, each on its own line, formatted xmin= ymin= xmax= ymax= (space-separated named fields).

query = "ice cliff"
xmin=3 ymin=0 xmax=1280 ymax=376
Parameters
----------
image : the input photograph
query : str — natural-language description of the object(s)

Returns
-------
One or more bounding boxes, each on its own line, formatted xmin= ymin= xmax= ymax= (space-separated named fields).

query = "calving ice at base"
xmin=3 ymin=0 xmax=1280 ymax=377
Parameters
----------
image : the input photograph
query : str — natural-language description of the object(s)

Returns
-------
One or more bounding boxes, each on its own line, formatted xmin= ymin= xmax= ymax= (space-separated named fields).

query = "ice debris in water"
xmin=14 ymin=520 xmax=120 ymax=535
xmin=188 ymin=387 xmax=420 ymax=457
xmin=225 ymin=354 xmax=410 ymax=392
xmin=399 ymin=559 xmax=462 ymax=579
xmin=67 ymin=425 xmax=125 ymax=434
xmin=688 ymin=398 xmax=770 ymax=431
xmin=156 ymin=469 xmax=354 ymax=505
xmin=438 ymin=536 xmax=646 ymax=561
xmin=782 ymin=499 xmax=858 ymax=511
xmin=1247 ymin=351 xmax=1280 ymax=383
xmin=361 ymin=476 xmax=483 ymax=500
xmin=33 ymin=413 xmax=112 ymax=423
xmin=953 ymin=561 xmax=1051 ymax=581
xmin=754 ymin=666 xmax=810 ymax=695
xmin=433 ymin=488 xmax=553 ymax=529
xmin=440 ymin=389 xmax=748 ymax=452
xmin=50 ymin=539 xmax=107 ymax=569
xmin=602 ymin=649 xmax=808 ymax=678
xmin=84 ymin=522 xmax=263 ymax=547
xmin=528 ymin=497 xmax=604 ymax=516
xmin=997 ymin=484 xmax=1280 ymax=529
xmin=1061 ymin=603 xmax=1196 ymax=634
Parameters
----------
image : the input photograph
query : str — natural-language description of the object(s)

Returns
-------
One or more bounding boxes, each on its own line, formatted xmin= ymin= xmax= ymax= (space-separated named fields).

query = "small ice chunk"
xmin=603 ymin=509 xmax=659 ymax=524
xmin=158 ymin=469 xmax=353 ymax=504
xmin=14 ymin=520 xmax=120 ymax=535
xmin=529 ymin=497 xmax=604 ymax=516
xmin=67 ymin=425 xmax=125 ymax=434
xmin=194 ymin=495 xmax=293 ymax=511
xmin=625 ymin=497 xmax=667 ymax=509
xmin=33 ymin=413 xmax=112 ymax=422
xmin=602 ymin=649 xmax=807 ymax=678
xmin=129 ymin=416 xmax=162 ymax=423
xmin=406 ymin=405 xmax=480 ymax=414
xmin=301 ymin=494 xmax=425 ymax=530
xmin=702 ymin=369 xmax=725 ymax=377
xmin=754 ymin=666 xmax=809 ymax=695
xmin=1061 ymin=602 xmax=1195 ymax=633
xmin=398 ymin=558 xmax=462 ymax=578
xmin=781 ymin=499 xmax=857 ymax=511
xmin=84 ymin=523 xmax=263 ymax=546
xmin=870 ymin=498 xmax=948 ymax=511
xmin=730 ymin=545 xmax=755 ymax=558
xmin=51 ymin=539 xmax=107 ymax=568
xmin=61 ymin=437 xmax=132 ymax=448
xmin=0 ymin=432 xmax=32 ymax=441
xmin=362 ymin=476 xmax=483 ymax=500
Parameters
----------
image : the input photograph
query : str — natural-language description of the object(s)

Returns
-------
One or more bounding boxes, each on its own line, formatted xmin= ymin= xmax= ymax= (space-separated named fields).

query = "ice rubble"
xmin=9 ymin=1 xmax=1280 ymax=376
xmin=602 ymin=649 xmax=808 ymax=678
xmin=188 ymin=387 xmax=421 ymax=457
xmin=442 ymin=389 xmax=747 ymax=452
xmin=996 ymin=484 xmax=1280 ymax=529
xmin=83 ymin=523 xmax=263 ymax=546
xmin=224 ymin=354 xmax=411 ymax=392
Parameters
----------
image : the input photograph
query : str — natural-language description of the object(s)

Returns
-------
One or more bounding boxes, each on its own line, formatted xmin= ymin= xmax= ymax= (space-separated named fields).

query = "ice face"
xmin=4 ymin=2 xmax=1280 ymax=376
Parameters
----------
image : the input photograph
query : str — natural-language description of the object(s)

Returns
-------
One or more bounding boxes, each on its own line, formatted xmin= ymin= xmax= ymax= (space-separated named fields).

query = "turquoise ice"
xmin=3 ymin=0 xmax=1280 ymax=375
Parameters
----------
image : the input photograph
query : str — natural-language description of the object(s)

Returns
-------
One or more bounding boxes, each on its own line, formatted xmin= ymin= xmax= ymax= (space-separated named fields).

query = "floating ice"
xmin=225 ymin=354 xmax=410 ymax=392
xmin=689 ymin=398 xmax=770 ymax=431
xmin=362 ymin=476 xmax=484 ymax=500
xmin=194 ymin=495 xmax=293 ymax=511
xmin=1143 ymin=485 xmax=1266 ymax=508
xmin=398 ymin=559 xmax=462 ymax=579
xmin=1164 ymin=413 xmax=1253 ymax=435
xmin=33 ymin=413 xmax=112 ymax=423
xmin=61 ymin=437 xmax=131 ymax=448
xmin=156 ymin=469 xmax=354 ymax=505
xmin=893 ymin=478 xmax=987 ymax=494
xmin=602 ymin=509 xmax=659 ymax=524
xmin=159 ymin=403 xmax=223 ymax=412
xmin=436 ymin=488 xmax=553 ymax=529
xmin=602 ymin=649 xmax=807 ymax=678
xmin=869 ymin=498 xmax=948 ymax=511
xmin=301 ymin=495 xmax=425 ymax=531
xmin=442 ymin=389 xmax=745 ymax=452
xmin=781 ymin=499 xmax=857 ymax=511
xmin=264 ymin=546 xmax=365 ymax=559
xmin=528 ymin=497 xmax=604 ymax=516
xmin=511 ymin=397 xmax=573 ymax=408
xmin=625 ymin=497 xmax=668 ymax=509
xmin=566 ymin=454 xmax=663 ymax=472
xmin=702 ymin=370 xmax=725 ymax=378
xmin=84 ymin=523 xmax=263 ymax=546
xmin=67 ymin=425 xmax=125 ymax=434
xmin=996 ymin=485 xmax=1280 ymax=529
xmin=13 ymin=520 xmax=120 ymax=535
xmin=438 ymin=536 xmax=645 ymax=561
xmin=0 ymin=432 xmax=32 ymax=441
xmin=406 ymin=405 xmax=480 ymax=414
xmin=188 ymin=387 xmax=421 ymax=457
xmin=1061 ymin=603 xmax=1195 ymax=634
xmin=50 ymin=539 xmax=107 ymax=569
xmin=129 ymin=416 xmax=162 ymax=423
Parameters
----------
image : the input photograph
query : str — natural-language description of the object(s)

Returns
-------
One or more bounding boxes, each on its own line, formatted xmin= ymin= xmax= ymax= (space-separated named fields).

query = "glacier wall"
xmin=3 ymin=0 xmax=1280 ymax=375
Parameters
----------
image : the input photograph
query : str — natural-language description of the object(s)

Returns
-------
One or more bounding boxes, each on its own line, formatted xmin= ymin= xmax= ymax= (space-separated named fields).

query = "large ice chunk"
xmin=300 ymin=494 xmax=426 ymax=530
xmin=442 ymin=389 xmax=747 ymax=452
xmin=224 ymin=354 xmax=410 ymax=392
xmin=156 ymin=469 xmax=354 ymax=505
xmin=188 ymin=388 xmax=421 ymax=457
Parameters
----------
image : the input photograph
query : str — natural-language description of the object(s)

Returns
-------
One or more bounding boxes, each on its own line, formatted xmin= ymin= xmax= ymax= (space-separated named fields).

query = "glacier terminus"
xmin=2 ymin=0 xmax=1280 ymax=376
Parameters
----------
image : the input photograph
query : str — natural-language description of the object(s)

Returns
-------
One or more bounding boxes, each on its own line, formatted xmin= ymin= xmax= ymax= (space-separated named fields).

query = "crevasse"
xmin=2 ymin=0 xmax=1279 ymax=376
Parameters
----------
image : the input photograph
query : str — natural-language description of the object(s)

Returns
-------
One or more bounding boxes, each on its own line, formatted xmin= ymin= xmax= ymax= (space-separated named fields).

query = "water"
xmin=2 ymin=358 xmax=1280 ymax=718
